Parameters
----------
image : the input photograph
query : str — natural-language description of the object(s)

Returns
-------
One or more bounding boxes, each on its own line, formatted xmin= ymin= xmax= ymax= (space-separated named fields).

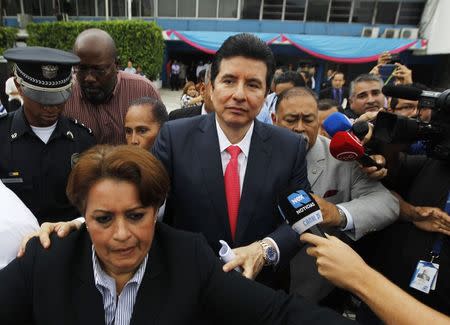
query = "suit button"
xmin=312 ymin=169 xmax=317 ymax=174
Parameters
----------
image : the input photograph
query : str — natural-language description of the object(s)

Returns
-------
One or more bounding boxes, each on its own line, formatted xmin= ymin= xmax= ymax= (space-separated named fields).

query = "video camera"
xmin=373 ymin=85 xmax=450 ymax=161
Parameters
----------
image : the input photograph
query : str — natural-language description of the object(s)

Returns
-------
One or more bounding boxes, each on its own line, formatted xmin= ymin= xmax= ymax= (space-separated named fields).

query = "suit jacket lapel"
xmin=196 ymin=114 xmax=232 ymax=243
xmin=72 ymin=228 xmax=106 ymax=324
xmin=306 ymin=138 xmax=325 ymax=187
xmin=235 ymin=121 xmax=272 ymax=244
xmin=130 ymin=226 xmax=166 ymax=325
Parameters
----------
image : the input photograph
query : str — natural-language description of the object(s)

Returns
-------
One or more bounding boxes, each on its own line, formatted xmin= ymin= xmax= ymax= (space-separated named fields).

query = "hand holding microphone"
xmin=277 ymin=189 xmax=326 ymax=237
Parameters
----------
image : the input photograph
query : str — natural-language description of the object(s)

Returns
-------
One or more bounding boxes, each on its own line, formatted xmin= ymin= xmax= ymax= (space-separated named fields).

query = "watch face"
xmin=266 ymin=246 xmax=277 ymax=262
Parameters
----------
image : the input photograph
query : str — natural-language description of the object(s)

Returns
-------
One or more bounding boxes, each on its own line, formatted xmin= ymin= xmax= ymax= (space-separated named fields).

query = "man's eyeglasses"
xmin=73 ymin=64 xmax=113 ymax=78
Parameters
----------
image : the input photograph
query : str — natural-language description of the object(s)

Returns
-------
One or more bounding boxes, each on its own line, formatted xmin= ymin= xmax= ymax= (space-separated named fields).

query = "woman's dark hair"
xmin=67 ymin=145 xmax=169 ymax=213
xmin=210 ymin=33 xmax=275 ymax=92
xmin=128 ymin=96 xmax=169 ymax=127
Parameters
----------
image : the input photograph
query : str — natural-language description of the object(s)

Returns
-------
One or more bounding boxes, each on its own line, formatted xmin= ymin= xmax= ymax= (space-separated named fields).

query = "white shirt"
xmin=30 ymin=122 xmax=57 ymax=144
xmin=0 ymin=181 xmax=39 ymax=269
xmin=93 ymin=248 xmax=148 ymax=325
xmin=215 ymin=118 xmax=253 ymax=196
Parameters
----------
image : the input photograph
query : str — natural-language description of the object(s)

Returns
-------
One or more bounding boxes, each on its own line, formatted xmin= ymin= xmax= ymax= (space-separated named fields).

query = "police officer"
xmin=0 ymin=46 xmax=95 ymax=224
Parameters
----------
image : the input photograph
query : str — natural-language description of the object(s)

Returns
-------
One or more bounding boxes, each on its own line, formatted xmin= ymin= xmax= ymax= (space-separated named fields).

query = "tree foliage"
xmin=26 ymin=20 xmax=164 ymax=80
xmin=0 ymin=27 xmax=18 ymax=55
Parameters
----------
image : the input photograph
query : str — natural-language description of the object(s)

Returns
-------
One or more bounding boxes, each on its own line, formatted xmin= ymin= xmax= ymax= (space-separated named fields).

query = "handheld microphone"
xmin=277 ymin=189 xmax=326 ymax=237
xmin=322 ymin=112 xmax=352 ymax=138
xmin=329 ymin=131 xmax=382 ymax=169
xmin=382 ymin=85 xmax=450 ymax=112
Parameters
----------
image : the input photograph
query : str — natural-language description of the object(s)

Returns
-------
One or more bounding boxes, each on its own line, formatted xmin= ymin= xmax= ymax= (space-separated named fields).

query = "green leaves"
xmin=26 ymin=20 xmax=164 ymax=80
xmin=0 ymin=27 xmax=18 ymax=55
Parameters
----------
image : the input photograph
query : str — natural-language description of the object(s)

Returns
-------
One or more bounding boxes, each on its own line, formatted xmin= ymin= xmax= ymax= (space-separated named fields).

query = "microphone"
xmin=382 ymin=85 xmax=450 ymax=112
xmin=277 ymin=189 xmax=326 ymax=237
xmin=329 ymin=131 xmax=382 ymax=169
xmin=322 ymin=112 xmax=352 ymax=138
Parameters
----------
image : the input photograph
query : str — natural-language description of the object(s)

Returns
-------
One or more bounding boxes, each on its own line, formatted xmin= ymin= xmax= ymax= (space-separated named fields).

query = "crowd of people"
xmin=0 ymin=30 xmax=449 ymax=325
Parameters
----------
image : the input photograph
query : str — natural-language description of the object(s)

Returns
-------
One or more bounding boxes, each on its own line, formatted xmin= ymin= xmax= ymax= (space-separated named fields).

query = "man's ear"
xmin=271 ymin=112 xmax=277 ymax=125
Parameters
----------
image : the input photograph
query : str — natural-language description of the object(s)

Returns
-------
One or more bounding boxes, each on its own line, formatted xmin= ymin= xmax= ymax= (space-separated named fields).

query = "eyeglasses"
xmin=73 ymin=63 xmax=113 ymax=78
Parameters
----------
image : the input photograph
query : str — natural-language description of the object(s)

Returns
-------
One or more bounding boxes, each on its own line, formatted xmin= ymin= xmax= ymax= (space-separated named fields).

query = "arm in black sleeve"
xmin=0 ymin=238 xmax=39 ymax=323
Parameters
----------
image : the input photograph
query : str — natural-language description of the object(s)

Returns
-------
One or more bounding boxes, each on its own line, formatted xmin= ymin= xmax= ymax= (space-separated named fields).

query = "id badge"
xmin=409 ymin=260 xmax=439 ymax=294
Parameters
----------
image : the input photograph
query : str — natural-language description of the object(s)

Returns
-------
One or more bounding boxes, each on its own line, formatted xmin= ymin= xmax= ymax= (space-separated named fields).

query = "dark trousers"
xmin=170 ymin=74 xmax=180 ymax=90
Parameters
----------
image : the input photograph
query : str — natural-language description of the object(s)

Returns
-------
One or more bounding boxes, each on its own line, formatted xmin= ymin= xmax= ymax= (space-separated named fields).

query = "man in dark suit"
xmin=319 ymin=72 xmax=349 ymax=108
xmin=152 ymin=33 xmax=310 ymax=289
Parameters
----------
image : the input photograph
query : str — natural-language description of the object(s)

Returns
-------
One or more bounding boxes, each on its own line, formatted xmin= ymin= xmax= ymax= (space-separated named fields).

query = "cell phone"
xmin=379 ymin=64 xmax=396 ymax=84
xmin=389 ymin=53 xmax=401 ymax=64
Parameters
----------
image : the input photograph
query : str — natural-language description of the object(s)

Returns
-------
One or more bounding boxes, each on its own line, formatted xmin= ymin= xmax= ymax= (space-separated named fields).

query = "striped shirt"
xmin=63 ymin=71 xmax=160 ymax=145
xmin=92 ymin=247 xmax=148 ymax=325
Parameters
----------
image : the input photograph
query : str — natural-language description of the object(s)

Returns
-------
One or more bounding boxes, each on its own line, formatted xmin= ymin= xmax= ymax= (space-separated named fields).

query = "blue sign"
xmin=288 ymin=190 xmax=311 ymax=209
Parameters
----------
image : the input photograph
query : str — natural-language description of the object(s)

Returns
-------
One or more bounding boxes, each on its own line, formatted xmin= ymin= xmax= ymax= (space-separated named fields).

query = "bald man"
xmin=63 ymin=28 xmax=161 ymax=145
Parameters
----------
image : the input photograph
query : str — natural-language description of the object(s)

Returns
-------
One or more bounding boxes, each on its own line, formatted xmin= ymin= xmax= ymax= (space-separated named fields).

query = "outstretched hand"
xmin=300 ymin=233 xmax=369 ymax=292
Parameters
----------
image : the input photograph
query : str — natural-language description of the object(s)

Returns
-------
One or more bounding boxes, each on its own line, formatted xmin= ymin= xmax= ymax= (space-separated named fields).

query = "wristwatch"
xmin=259 ymin=240 xmax=278 ymax=266
xmin=337 ymin=206 xmax=348 ymax=229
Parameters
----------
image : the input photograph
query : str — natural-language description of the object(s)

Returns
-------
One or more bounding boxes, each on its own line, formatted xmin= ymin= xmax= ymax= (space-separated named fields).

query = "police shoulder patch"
xmin=68 ymin=118 xmax=93 ymax=135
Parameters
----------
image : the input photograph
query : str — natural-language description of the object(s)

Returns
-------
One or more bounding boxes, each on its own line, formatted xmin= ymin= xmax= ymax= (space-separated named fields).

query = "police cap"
xmin=3 ymin=46 xmax=80 ymax=106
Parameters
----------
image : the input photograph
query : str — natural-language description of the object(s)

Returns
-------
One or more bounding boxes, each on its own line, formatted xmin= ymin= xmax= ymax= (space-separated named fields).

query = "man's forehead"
xmin=218 ymin=57 xmax=267 ymax=77
xmin=278 ymin=96 xmax=318 ymax=115
xmin=354 ymin=81 xmax=382 ymax=94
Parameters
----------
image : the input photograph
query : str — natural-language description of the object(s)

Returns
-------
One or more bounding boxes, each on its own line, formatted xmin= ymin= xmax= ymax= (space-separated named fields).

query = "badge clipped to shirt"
xmin=410 ymin=191 xmax=449 ymax=294
xmin=410 ymin=260 xmax=439 ymax=294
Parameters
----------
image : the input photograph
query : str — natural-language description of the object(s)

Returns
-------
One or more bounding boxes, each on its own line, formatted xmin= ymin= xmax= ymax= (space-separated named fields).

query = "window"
xmin=158 ymin=0 xmax=176 ymax=16
xmin=198 ymin=0 xmax=217 ymax=18
xmin=375 ymin=1 xmax=399 ymax=24
xmin=22 ymin=0 xmax=41 ymax=15
xmin=219 ymin=0 xmax=238 ymax=18
xmin=78 ymin=0 xmax=96 ymax=16
xmin=262 ymin=0 xmax=283 ymax=20
xmin=178 ymin=0 xmax=196 ymax=17
xmin=306 ymin=0 xmax=329 ymax=22
xmin=284 ymin=0 xmax=307 ymax=21
xmin=398 ymin=1 xmax=425 ymax=25
xmin=352 ymin=1 xmax=375 ymax=23
xmin=241 ymin=0 xmax=261 ymax=19
xmin=329 ymin=0 xmax=352 ymax=22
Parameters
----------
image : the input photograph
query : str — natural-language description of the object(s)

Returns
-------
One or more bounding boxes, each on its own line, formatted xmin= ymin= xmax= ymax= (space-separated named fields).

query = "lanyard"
xmin=430 ymin=234 xmax=444 ymax=263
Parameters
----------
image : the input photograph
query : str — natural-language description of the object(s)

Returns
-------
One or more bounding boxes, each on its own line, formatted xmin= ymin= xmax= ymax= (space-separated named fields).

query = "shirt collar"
xmin=10 ymin=107 xmax=76 ymax=143
xmin=215 ymin=117 xmax=253 ymax=158
xmin=201 ymin=104 xmax=207 ymax=115
xmin=92 ymin=245 xmax=148 ymax=292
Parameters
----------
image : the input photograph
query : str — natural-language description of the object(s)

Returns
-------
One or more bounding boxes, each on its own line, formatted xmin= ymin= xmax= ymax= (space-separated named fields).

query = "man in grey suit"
xmin=271 ymin=87 xmax=399 ymax=302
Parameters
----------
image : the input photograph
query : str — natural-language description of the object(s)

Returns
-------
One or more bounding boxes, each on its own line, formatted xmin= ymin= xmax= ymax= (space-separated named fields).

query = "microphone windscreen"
xmin=277 ymin=188 xmax=323 ymax=234
xmin=329 ymin=131 xmax=365 ymax=161
xmin=351 ymin=121 xmax=370 ymax=141
xmin=382 ymin=85 xmax=422 ymax=100
xmin=322 ymin=112 xmax=352 ymax=138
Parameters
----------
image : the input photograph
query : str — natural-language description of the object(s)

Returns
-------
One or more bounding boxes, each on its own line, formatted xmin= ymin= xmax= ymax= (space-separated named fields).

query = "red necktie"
xmin=224 ymin=145 xmax=241 ymax=241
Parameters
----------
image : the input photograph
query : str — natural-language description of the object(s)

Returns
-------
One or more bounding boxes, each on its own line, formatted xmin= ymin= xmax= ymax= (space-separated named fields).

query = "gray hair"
xmin=349 ymin=74 xmax=383 ymax=97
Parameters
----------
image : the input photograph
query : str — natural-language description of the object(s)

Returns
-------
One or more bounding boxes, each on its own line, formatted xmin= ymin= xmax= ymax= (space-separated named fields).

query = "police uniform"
xmin=1 ymin=47 xmax=96 ymax=224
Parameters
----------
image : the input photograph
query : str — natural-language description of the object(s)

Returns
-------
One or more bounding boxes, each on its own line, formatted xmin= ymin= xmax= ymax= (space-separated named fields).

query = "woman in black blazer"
xmin=0 ymin=145 xmax=353 ymax=325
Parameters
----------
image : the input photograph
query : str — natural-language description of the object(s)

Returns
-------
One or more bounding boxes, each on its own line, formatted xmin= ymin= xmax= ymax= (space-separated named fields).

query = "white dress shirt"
xmin=216 ymin=118 xmax=253 ymax=195
xmin=0 ymin=180 xmax=39 ymax=269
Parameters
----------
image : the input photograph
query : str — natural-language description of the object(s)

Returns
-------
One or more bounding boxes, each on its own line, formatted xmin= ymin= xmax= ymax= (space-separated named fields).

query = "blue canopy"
xmin=282 ymin=34 xmax=418 ymax=63
xmin=165 ymin=30 xmax=419 ymax=63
